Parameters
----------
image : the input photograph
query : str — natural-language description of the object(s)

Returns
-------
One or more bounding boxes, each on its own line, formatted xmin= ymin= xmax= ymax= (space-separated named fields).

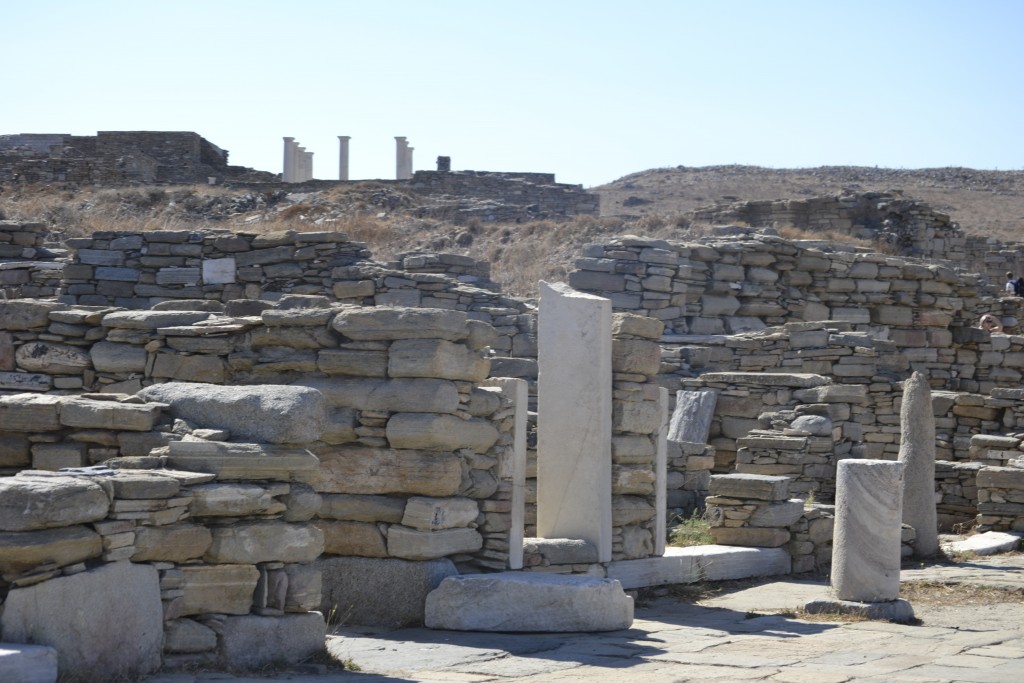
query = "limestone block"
xmin=789 ymin=415 xmax=832 ymax=437
xmin=181 ymin=564 xmax=260 ymax=616
xmin=612 ymin=435 xmax=655 ymax=463
xmin=316 ymin=348 xmax=387 ymax=376
xmin=612 ymin=313 xmax=664 ymax=339
xmin=613 ymin=399 xmax=662 ymax=434
xmin=523 ymin=538 xmax=599 ymax=564
xmin=832 ymin=459 xmax=904 ymax=602
xmin=59 ymin=398 xmax=162 ymax=431
xmin=387 ymin=525 xmax=483 ymax=560
xmin=316 ymin=520 xmax=388 ymax=557
xmin=321 ymin=408 xmax=357 ymax=445
xmin=0 ymin=643 xmax=58 ymax=683
xmin=386 ymin=413 xmax=499 ymax=452
xmin=315 ymin=447 xmax=462 ymax=496
xmin=0 ymin=300 xmax=64 ymax=330
xmin=132 ymin=523 xmax=213 ymax=562
xmin=0 ymin=434 xmax=31 ymax=468
xmin=14 ymin=342 xmax=90 ymax=374
xmin=401 ymin=497 xmax=479 ymax=531
xmin=0 ymin=526 xmax=103 ymax=575
xmin=0 ymin=562 xmax=163 ymax=679
xmin=612 ymin=496 xmax=656 ymax=526
xmin=101 ymin=310 xmax=212 ymax=329
xmin=425 ymin=573 xmax=633 ymax=632
xmin=333 ymin=280 xmax=375 ymax=299
xmin=205 ymin=521 xmax=324 ymax=564
xmin=283 ymin=563 xmax=322 ymax=612
xmin=388 ymin=338 xmax=490 ymax=381
xmin=700 ymin=294 xmax=741 ymax=316
xmin=0 ymin=476 xmax=109 ymax=531
xmin=151 ymin=353 xmax=226 ymax=383
xmin=749 ymin=500 xmax=805 ymax=527
xmin=568 ymin=270 xmax=625 ymax=291
xmin=89 ymin=341 xmax=147 ymax=373
xmin=709 ymin=473 xmax=790 ymax=501
xmin=621 ymin=525 xmax=654 ymax=558
xmin=317 ymin=556 xmax=457 ymax=628
xmin=282 ymin=483 xmax=322 ymax=521
xmin=611 ymin=338 xmax=661 ymax=376
xmin=612 ymin=465 xmax=655 ymax=495
xmin=31 ymin=442 xmax=87 ymax=470
xmin=296 ymin=377 xmax=459 ymax=413
xmin=710 ymin=527 xmax=790 ymax=547
xmin=189 ymin=483 xmax=285 ymax=517
xmin=898 ymin=371 xmax=938 ymax=558
xmin=139 ymin=383 xmax=325 ymax=444
xmin=318 ymin=493 xmax=406 ymax=522
xmin=107 ymin=471 xmax=181 ymax=499
xmin=976 ymin=466 xmax=1024 ymax=490
xmin=165 ymin=442 xmax=320 ymax=482
xmin=164 ymin=618 xmax=217 ymax=654
xmin=211 ymin=613 xmax=325 ymax=670
xmin=332 ymin=306 xmax=469 ymax=341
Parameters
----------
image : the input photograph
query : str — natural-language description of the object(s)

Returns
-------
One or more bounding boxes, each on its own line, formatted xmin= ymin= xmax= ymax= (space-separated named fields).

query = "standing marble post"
xmin=305 ymin=151 xmax=314 ymax=181
xmin=338 ymin=136 xmax=351 ymax=181
xmin=536 ymin=281 xmax=612 ymax=562
xmin=395 ymin=137 xmax=408 ymax=180
xmin=832 ymin=459 xmax=904 ymax=602
xmin=405 ymin=146 xmax=414 ymax=179
xmin=898 ymin=371 xmax=938 ymax=557
xmin=282 ymin=137 xmax=296 ymax=183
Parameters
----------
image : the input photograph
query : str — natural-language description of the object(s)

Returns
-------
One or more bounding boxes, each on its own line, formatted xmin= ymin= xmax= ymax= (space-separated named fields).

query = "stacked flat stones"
xmin=705 ymin=473 xmax=803 ymax=548
xmin=0 ymin=220 xmax=63 ymax=299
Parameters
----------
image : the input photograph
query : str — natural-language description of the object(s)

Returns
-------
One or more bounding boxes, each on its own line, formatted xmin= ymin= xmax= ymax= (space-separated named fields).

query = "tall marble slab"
xmin=536 ymin=281 xmax=612 ymax=562
xmin=898 ymin=371 xmax=938 ymax=557
xmin=655 ymin=386 xmax=669 ymax=556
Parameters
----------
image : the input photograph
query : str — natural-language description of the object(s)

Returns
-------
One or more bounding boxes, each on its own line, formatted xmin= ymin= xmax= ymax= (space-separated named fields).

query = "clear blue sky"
xmin=6 ymin=0 xmax=1023 ymax=187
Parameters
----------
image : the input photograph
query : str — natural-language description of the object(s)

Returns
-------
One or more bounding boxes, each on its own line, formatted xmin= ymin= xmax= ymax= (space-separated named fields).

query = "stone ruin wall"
xmin=0 ymin=132 xmax=237 ymax=185
xmin=408 ymin=170 xmax=600 ymax=223
xmin=0 ymin=302 xmax=530 ymax=673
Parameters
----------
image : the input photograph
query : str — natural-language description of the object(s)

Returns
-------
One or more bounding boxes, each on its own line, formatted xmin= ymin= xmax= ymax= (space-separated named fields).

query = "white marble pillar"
xmin=831 ymin=459 xmax=904 ymax=602
xmin=654 ymin=386 xmax=669 ymax=556
xmin=282 ymin=137 xmax=296 ymax=183
xmin=305 ymin=151 xmax=314 ymax=181
xmin=484 ymin=377 xmax=528 ymax=570
xmin=395 ymin=137 xmax=407 ymax=180
xmin=338 ymin=136 xmax=351 ymax=181
xmin=898 ymin=371 xmax=938 ymax=558
xmin=536 ymin=281 xmax=613 ymax=563
xmin=405 ymin=146 xmax=414 ymax=179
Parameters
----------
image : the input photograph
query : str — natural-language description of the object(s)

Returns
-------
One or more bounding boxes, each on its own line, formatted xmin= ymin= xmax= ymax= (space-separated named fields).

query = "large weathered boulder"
xmin=137 ymin=383 xmax=326 ymax=444
xmin=317 ymin=556 xmax=457 ymax=628
xmin=424 ymin=573 xmax=633 ymax=632
xmin=0 ymin=562 xmax=163 ymax=679
xmin=0 ymin=476 xmax=110 ymax=531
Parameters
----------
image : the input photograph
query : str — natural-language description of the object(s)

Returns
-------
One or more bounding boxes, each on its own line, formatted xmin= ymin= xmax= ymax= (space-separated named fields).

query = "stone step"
xmin=943 ymin=531 xmax=1023 ymax=556
xmin=425 ymin=572 xmax=633 ymax=632
xmin=606 ymin=545 xmax=792 ymax=589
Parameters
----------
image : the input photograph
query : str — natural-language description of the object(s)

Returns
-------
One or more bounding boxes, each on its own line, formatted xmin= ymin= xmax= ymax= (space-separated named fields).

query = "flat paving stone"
xmin=144 ymin=554 xmax=1024 ymax=683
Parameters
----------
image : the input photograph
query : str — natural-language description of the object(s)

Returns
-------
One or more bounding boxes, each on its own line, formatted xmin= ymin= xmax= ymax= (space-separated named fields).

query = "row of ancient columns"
xmin=282 ymin=136 xmax=414 ymax=182
xmin=282 ymin=138 xmax=314 ymax=183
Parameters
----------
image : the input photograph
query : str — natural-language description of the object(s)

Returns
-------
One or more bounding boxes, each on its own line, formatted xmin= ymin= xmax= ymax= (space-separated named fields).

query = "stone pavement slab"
xmin=146 ymin=555 xmax=1024 ymax=683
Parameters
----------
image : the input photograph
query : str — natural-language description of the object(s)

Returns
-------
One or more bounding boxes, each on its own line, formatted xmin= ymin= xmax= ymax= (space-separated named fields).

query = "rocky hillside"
xmin=2 ymin=165 xmax=1023 ymax=298
xmin=593 ymin=166 xmax=1024 ymax=241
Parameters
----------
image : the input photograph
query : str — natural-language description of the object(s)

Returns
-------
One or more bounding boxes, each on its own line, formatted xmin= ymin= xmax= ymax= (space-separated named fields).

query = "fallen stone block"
xmin=943 ymin=531 xmax=1022 ymax=556
xmin=425 ymin=572 xmax=633 ymax=632
xmin=709 ymin=473 xmax=790 ymax=501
